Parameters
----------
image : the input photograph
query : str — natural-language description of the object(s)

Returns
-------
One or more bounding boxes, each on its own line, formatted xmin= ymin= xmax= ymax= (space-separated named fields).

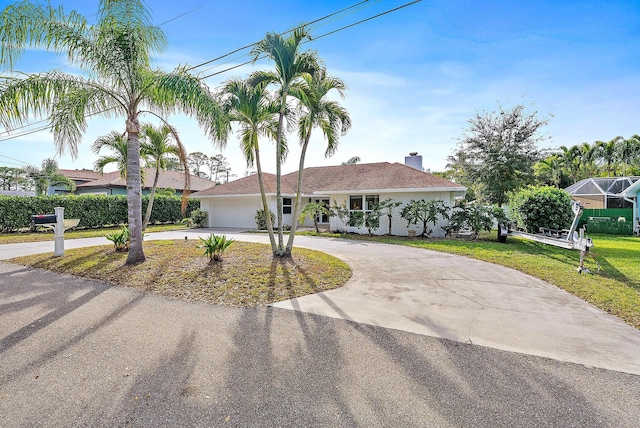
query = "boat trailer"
xmin=498 ymin=201 xmax=597 ymax=273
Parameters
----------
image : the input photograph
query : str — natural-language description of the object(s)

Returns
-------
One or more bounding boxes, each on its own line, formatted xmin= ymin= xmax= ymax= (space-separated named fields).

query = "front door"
xmin=315 ymin=199 xmax=330 ymax=223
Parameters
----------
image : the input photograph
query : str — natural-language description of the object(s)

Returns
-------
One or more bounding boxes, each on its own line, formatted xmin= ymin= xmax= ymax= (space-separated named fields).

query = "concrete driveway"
xmin=1 ymin=230 xmax=639 ymax=426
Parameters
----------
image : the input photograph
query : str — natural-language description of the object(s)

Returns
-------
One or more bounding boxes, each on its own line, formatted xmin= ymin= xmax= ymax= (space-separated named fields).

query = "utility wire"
xmin=199 ymin=0 xmax=422 ymax=80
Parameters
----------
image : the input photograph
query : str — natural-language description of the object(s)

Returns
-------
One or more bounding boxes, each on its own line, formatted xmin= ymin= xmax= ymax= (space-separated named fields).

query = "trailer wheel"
xmin=497 ymin=224 xmax=508 ymax=243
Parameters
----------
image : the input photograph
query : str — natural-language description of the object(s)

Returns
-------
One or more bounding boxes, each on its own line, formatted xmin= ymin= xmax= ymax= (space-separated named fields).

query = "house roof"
xmin=59 ymin=169 xmax=103 ymax=182
xmin=191 ymin=162 xmax=464 ymax=197
xmin=63 ymin=168 xmax=214 ymax=191
xmin=622 ymin=178 xmax=640 ymax=197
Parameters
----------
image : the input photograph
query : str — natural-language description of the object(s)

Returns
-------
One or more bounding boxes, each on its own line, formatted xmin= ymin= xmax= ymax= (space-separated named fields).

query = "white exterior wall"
xmin=201 ymin=196 xmax=264 ymax=229
xmin=329 ymin=191 xmax=460 ymax=237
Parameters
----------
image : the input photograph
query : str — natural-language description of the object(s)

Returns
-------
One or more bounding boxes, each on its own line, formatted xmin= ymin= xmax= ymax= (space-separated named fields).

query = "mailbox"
xmin=32 ymin=214 xmax=58 ymax=225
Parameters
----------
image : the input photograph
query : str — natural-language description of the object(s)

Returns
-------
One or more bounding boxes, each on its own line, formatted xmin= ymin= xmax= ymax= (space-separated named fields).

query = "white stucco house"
xmin=190 ymin=155 xmax=466 ymax=236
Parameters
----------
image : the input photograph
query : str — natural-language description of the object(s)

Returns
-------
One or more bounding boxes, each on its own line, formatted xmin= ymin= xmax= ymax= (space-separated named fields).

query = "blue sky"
xmin=1 ymin=0 xmax=639 ymax=178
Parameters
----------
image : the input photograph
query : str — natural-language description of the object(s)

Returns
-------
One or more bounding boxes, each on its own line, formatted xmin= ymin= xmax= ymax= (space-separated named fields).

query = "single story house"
xmin=622 ymin=179 xmax=640 ymax=235
xmin=54 ymin=168 xmax=214 ymax=196
xmin=191 ymin=156 xmax=466 ymax=236
xmin=565 ymin=176 xmax=640 ymax=209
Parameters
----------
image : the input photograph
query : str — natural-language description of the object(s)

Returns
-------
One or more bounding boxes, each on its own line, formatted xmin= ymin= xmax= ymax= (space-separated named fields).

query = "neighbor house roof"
xmin=191 ymin=162 xmax=464 ymax=197
xmin=61 ymin=168 xmax=214 ymax=191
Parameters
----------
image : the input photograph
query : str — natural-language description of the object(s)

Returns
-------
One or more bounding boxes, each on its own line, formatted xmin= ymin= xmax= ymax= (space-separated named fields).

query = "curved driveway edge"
xmin=2 ymin=229 xmax=640 ymax=375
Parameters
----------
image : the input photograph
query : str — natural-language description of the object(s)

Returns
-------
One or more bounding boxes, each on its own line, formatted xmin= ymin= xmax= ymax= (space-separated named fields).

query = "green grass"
xmin=0 ymin=223 xmax=189 ymax=244
xmin=10 ymin=240 xmax=352 ymax=307
xmin=299 ymin=230 xmax=640 ymax=329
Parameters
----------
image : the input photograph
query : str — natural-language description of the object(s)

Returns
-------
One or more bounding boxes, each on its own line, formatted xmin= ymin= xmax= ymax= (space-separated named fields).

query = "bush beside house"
xmin=0 ymin=194 xmax=199 ymax=232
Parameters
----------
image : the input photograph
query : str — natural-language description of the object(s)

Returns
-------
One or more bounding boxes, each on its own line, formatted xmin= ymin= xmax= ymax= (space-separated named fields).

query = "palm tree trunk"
xmin=285 ymin=133 xmax=311 ymax=254
xmin=125 ymin=118 xmax=146 ymax=264
xmin=275 ymin=107 xmax=286 ymax=255
xmin=255 ymin=146 xmax=277 ymax=252
xmin=142 ymin=167 xmax=160 ymax=230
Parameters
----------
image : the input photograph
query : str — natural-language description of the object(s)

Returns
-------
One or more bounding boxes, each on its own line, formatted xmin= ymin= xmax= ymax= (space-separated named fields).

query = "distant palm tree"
xmin=249 ymin=26 xmax=320 ymax=255
xmin=534 ymin=154 xmax=563 ymax=187
xmin=619 ymin=135 xmax=640 ymax=175
xmin=93 ymin=131 xmax=129 ymax=178
xmin=140 ymin=123 xmax=186 ymax=230
xmin=286 ymin=67 xmax=351 ymax=253
xmin=220 ymin=78 xmax=280 ymax=252
xmin=558 ymin=145 xmax=581 ymax=183
xmin=25 ymin=158 xmax=75 ymax=196
xmin=0 ymin=0 xmax=223 ymax=264
xmin=595 ymin=137 xmax=622 ymax=177
xmin=342 ymin=156 xmax=361 ymax=165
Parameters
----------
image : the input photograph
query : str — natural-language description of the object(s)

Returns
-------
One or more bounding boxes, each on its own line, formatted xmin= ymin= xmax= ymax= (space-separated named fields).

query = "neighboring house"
xmin=52 ymin=168 xmax=214 ymax=195
xmin=191 ymin=155 xmax=466 ymax=236
xmin=622 ymin=179 xmax=640 ymax=235
xmin=565 ymin=176 xmax=640 ymax=209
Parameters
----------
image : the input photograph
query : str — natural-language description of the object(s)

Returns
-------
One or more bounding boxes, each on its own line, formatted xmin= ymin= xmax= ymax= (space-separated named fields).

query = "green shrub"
xmin=105 ymin=226 xmax=129 ymax=252
xmin=0 ymin=194 xmax=199 ymax=232
xmin=255 ymin=209 xmax=275 ymax=230
xmin=183 ymin=208 xmax=208 ymax=228
xmin=198 ymin=233 xmax=234 ymax=262
xmin=508 ymin=186 xmax=573 ymax=232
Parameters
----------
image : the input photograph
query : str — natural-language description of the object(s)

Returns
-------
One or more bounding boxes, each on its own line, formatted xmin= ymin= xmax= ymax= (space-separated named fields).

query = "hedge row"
xmin=0 ymin=194 xmax=200 ymax=232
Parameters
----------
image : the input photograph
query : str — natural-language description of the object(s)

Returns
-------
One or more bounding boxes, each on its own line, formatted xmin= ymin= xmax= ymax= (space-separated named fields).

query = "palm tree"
xmin=140 ymin=123 xmax=186 ymax=230
xmin=578 ymin=142 xmax=598 ymax=177
xmin=534 ymin=154 xmax=563 ymax=187
xmin=0 ymin=1 xmax=222 ymax=264
xmin=558 ymin=145 xmax=581 ymax=184
xmin=285 ymin=67 xmax=351 ymax=254
xmin=249 ymin=26 xmax=320 ymax=256
xmin=595 ymin=137 xmax=622 ymax=177
xmin=619 ymin=135 xmax=640 ymax=175
xmin=93 ymin=131 xmax=129 ymax=178
xmin=220 ymin=78 xmax=280 ymax=252
xmin=25 ymin=158 xmax=75 ymax=196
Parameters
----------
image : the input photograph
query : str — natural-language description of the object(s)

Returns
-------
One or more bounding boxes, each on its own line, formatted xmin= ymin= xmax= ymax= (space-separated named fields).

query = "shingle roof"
xmin=67 ymin=168 xmax=214 ymax=191
xmin=59 ymin=169 xmax=103 ymax=182
xmin=191 ymin=162 xmax=464 ymax=197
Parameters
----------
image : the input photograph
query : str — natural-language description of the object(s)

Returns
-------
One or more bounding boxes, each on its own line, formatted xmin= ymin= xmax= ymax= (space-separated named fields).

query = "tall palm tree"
xmin=220 ymin=78 xmax=281 ymax=252
xmin=249 ymin=26 xmax=320 ymax=256
xmin=93 ymin=131 xmax=129 ymax=178
xmin=578 ymin=142 xmax=598 ymax=177
xmin=0 ymin=0 xmax=222 ymax=264
xmin=534 ymin=154 xmax=563 ymax=187
xmin=140 ymin=123 xmax=186 ymax=230
xmin=25 ymin=157 xmax=75 ymax=196
xmin=285 ymin=67 xmax=351 ymax=254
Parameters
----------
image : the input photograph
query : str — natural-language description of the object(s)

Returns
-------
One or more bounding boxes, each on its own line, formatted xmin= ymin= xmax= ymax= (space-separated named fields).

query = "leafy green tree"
xmin=286 ymin=67 xmax=351 ymax=253
xmin=329 ymin=200 xmax=350 ymax=233
xmin=0 ymin=0 xmax=222 ymax=264
xmin=298 ymin=201 xmax=331 ymax=233
xmin=249 ymin=26 xmax=320 ymax=256
xmin=220 ymin=78 xmax=280 ymax=251
xmin=451 ymin=104 xmax=548 ymax=205
xmin=0 ymin=166 xmax=27 ymax=190
xmin=378 ymin=198 xmax=402 ymax=235
xmin=25 ymin=158 xmax=75 ymax=195
xmin=363 ymin=207 xmax=383 ymax=236
xmin=140 ymin=123 xmax=185 ymax=230
xmin=558 ymin=145 xmax=582 ymax=184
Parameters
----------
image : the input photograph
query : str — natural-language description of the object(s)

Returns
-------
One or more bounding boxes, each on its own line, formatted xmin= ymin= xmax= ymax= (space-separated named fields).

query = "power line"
xmin=199 ymin=0 xmax=422 ymax=80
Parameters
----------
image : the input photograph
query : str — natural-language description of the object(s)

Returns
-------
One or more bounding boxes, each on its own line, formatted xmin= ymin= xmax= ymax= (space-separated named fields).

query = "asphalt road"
xmin=1 ymin=261 xmax=639 ymax=427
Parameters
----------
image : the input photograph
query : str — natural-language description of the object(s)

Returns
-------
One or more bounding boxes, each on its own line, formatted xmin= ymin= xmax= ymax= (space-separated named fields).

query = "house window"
xmin=349 ymin=195 xmax=380 ymax=212
xmin=349 ymin=195 xmax=363 ymax=211
xmin=365 ymin=195 xmax=379 ymax=211
xmin=283 ymin=197 xmax=292 ymax=214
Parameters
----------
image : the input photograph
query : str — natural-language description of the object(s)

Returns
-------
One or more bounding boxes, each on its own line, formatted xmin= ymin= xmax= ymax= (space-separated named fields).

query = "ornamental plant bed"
xmin=10 ymin=240 xmax=352 ymax=307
